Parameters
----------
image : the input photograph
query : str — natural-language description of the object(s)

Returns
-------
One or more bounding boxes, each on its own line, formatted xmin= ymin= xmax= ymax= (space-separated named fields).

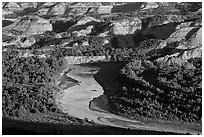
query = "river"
xmin=59 ymin=63 xmax=201 ymax=135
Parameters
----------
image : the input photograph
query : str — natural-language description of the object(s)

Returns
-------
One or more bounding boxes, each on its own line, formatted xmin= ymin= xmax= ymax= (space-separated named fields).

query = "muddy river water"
xmin=60 ymin=63 xmax=201 ymax=135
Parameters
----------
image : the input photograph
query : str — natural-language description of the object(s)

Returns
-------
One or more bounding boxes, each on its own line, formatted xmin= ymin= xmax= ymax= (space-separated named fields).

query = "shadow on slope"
xmin=2 ymin=20 xmax=14 ymax=27
xmin=2 ymin=117 xmax=181 ymax=135
xmin=93 ymin=61 xmax=127 ymax=95
xmin=111 ymin=3 xmax=144 ymax=13
xmin=52 ymin=20 xmax=77 ymax=33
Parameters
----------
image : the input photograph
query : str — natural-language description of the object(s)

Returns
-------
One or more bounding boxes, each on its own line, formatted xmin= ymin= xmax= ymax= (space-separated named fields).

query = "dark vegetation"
xmin=2 ymin=48 xmax=101 ymax=131
xmin=2 ymin=47 xmax=183 ymax=135
xmin=2 ymin=2 xmax=202 ymax=134
xmin=2 ymin=49 xmax=65 ymax=117
xmin=141 ymin=14 xmax=169 ymax=27
xmin=3 ymin=13 xmax=19 ymax=19
xmin=72 ymin=34 xmax=201 ymax=124
xmin=27 ymin=31 xmax=161 ymax=62
xmin=3 ymin=117 xmax=181 ymax=135
xmin=175 ymin=2 xmax=202 ymax=14
xmin=2 ymin=34 xmax=17 ymax=43
xmin=109 ymin=58 xmax=202 ymax=123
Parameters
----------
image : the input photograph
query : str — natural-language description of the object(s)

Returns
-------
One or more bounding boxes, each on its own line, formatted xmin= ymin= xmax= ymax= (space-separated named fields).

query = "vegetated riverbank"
xmin=116 ymin=59 xmax=202 ymax=130
xmin=2 ymin=48 xmax=200 ymax=134
xmin=91 ymin=61 xmax=201 ymax=135
xmin=1 ymin=49 xmax=175 ymax=135
xmin=58 ymin=62 xmax=184 ymax=134
xmin=2 ymin=50 xmax=99 ymax=129
xmin=2 ymin=59 xmax=181 ymax=135
xmin=93 ymin=61 xmax=127 ymax=95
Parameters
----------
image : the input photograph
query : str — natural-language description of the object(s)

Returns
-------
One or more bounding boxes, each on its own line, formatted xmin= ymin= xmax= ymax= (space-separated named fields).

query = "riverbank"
xmin=0 ymin=61 xmax=185 ymax=135
xmin=91 ymin=62 xmax=202 ymax=135
xmin=53 ymin=62 xmax=201 ymax=134
xmin=59 ymin=64 xmax=106 ymax=123
xmin=59 ymin=63 xmax=152 ymax=130
xmin=89 ymin=94 xmax=110 ymax=113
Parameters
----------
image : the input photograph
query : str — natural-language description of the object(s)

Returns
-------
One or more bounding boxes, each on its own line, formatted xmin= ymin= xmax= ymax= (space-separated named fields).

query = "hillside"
xmin=2 ymin=2 xmax=202 ymax=135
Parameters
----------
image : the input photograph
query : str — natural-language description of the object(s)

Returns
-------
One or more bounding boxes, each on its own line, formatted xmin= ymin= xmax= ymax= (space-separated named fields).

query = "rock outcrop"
xmin=20 ymin=2 xmax=37 ymax=9
xmin=66 ymin=16 xmax=100 ymax=35
xmin=39 ymin=2 xmax=56 ymax=8
xmin=3 ymin=2 xmax=22 ymax=13
xmin=111 ymin=17 xmax=142 ymax=48
xmin=98 ymin=5 xmax=113 ymax=14
xmin=155 ymin=27 xmax=202 ymax=66
xmin=141 ymin=2 xmax=159 ymax=10
xmin=64 ymin=56 xmax=109 ymax=64
xmin=67 ymin=3 xmax=102 ymax=16
xmin=112 ymin=17 xmax=142 ymax=35
xmin=3 ymin=15 xmax=52 ymax=36
xmin=47 ymin=2 xmax=69 ymax=16
xmin=76 ymin=16 xmax=100 ymax=26
xmin=179 ymin=27 xmax=202 ymax=49
xmin=2 ymin=2 xmax=202 ymax=60
xmin=15 ymin=36 xmax=36 ymax=48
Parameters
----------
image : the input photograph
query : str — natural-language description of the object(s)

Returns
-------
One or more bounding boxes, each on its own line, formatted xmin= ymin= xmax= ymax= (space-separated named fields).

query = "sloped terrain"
xmin=2 ymin=2 xmax=202 ymax=135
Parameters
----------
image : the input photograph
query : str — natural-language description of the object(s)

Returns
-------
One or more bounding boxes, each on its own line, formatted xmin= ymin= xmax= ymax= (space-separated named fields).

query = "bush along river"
xmin=57 ymin=62 xmax=201 ymax=135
